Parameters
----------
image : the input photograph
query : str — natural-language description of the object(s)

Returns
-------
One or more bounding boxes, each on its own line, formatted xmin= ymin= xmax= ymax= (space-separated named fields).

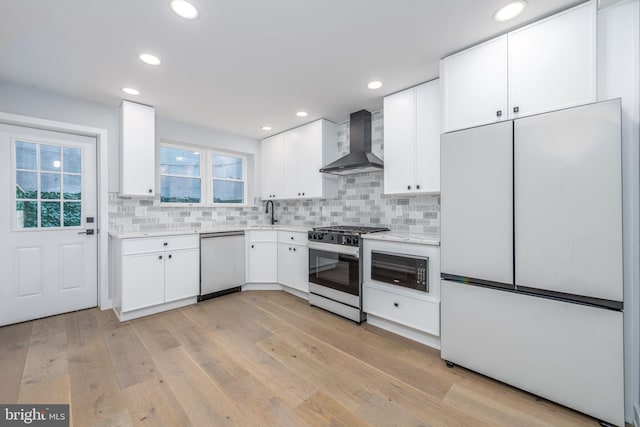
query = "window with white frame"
xmin=212 ymin=153 xmax=246 ymax=204
xmin=159 ymin=143 xmax=247 ymax=205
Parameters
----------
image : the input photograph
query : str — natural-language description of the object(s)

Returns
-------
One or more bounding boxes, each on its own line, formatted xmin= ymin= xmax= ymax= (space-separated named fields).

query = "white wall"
xmin=0 ymin=81 xmax=261 ymax=194
xmin=597 ymin=0 xmax=640 ymax=423
xmin=0 ymin=80 xmax=120 ymax=189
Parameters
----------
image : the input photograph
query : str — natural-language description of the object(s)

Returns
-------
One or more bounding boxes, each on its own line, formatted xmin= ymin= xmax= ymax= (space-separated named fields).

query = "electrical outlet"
xmin=395 ymin=205 xmax=402 ymax=216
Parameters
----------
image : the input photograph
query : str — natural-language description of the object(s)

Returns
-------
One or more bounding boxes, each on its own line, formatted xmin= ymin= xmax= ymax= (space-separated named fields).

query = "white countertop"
xmin=109 ymin=225 xmax=311 ymax=239
xmin=361 ymin=231 xmax=440 ymax=246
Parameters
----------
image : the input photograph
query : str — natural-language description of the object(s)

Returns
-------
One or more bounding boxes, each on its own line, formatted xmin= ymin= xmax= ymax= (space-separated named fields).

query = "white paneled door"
xmin=0 ymin=124 xmax=97 ymax=326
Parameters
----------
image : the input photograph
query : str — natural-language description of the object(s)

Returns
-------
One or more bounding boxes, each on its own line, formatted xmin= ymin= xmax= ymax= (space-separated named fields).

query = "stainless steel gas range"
xmin=307 ymin=226 xmax=389 ymax=323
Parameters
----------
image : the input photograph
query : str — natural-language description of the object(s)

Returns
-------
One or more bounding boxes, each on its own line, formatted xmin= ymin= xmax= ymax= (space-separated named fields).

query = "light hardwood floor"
xmin=0 ymin=290 xmax=601 ymax=426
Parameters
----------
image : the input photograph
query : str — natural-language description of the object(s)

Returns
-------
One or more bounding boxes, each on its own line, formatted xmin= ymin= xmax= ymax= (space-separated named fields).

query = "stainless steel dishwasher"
xmin=199 ymin=231 xmax=245 ymax=301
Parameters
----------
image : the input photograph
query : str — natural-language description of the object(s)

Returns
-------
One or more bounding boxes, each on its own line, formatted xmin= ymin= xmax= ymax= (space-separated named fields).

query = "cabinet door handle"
xmin=289 ymin=247 xmax=292 ymax=251
xmin=416 ymin=185 xmax=420 ymax=190
xmin=163 ymin=242 xmax=168 ymax=246
xmin=393 ymin=302 xmax=399 ymax=308
xmin=513 ymin=106 xmax=519 ymax=113
xmin=302 ymin=193 xmax=305 ymax=196
xmin=290 ymin=236 xmax=294 ymax=240
xmin=293 ymin=248 xmax=296 ymax=252
xmin=168 ymin=254 xmax=172 ymax=259
xmin=148 ymin=189 xmax=153 ymax=193
xmin=251 ymin=245 xmax=254 ymax=249
xmin=298 ymin=193 xmax=301 ymax=196
xmin=496 ymin=110 xmax=502 ymax=117
xmin=407 ymin=185 xmax=411 ymax=190
xmin=158 ymin=255 xmax=163 ymax=260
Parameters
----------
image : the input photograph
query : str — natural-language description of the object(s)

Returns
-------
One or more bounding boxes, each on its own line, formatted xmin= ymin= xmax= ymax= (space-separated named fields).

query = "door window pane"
xmin=213 ymin=155 xmax=243 ymax=179
xmin=16 ymin=141 xmax=37 ymax=170
xmin=16 ymin=201 xmax=37 ymax=228
xmin=63 ymin=147 xmax=81 ymax=173
xmin=213 ymin=180 xmax=243 ymax=203
xmin=161 ymin=176 xmax=201 ymax=203
xmin=160 ymin=146 xmax=200 ymax=176
xmin=63 ymin=174 xmax=82 ymax=200
xmin=16 ymin=171 xmax=37 ymax=199
xmin=41 ymin=202 xmax=61 ymax=227
xmin=41 ymin=173 xmax=61 ymax=199
xmin=41 ymin=145 xmax=61 ymax=172
xmin=14 ymin=141 xmax=85 ymax=230
xmin=63 ymin=202 xmax=81 ymax=227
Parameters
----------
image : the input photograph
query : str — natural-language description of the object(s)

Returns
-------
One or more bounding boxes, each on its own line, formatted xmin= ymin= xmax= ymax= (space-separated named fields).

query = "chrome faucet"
xmin=265 ymin=200 xmax=278 ymax=225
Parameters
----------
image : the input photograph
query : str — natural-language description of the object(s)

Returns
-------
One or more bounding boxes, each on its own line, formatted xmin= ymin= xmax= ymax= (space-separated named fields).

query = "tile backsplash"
xmin=108 ymin=110 xmax=440 ymax=234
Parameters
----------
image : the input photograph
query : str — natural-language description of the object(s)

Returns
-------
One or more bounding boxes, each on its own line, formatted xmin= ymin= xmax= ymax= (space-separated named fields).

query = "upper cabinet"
xmin=261 ymin=133 xmax=285 ymax=199
xmin=384 ymin=79 xmax=440 ymax=195
xmin=261 ymin=119 xmax=338 ymax=200
xmin=440 ymin=1 xmax=596 ymax=133
xmin=120 ymin=101 xmax=156 ymax=196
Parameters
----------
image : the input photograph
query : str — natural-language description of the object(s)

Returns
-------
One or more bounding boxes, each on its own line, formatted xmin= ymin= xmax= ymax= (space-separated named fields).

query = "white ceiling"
xmin=0 ymin=0 xmax=581 ymax=140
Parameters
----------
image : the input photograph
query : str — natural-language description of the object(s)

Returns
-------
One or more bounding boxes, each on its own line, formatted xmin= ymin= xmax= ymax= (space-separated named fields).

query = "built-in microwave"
xmin=370 ymin=251 xmax=429 ymax=292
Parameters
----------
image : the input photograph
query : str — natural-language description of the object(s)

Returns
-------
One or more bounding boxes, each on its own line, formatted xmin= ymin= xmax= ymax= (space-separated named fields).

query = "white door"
xmin=514 ymin=100 xmax=622 ymax=301
xmin=415 ymin=80 xmax=440 ymax=193
xmin=0 ymin=124 xmax=98 ymax=326
xmin=164 ymin=249 xmax=200 ymax=302
xmin=440 ymin=121 xmax=513 ymax=285
xmin=508 ymin=1 xmax=596 ymax=119
xmin=383 ymin=87 xmax=416 ymax=194
xmin=440 ymin=35 xmax=508 ymax=133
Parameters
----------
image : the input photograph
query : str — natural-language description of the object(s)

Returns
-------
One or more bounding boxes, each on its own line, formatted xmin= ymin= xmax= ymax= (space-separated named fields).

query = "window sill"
xmin=159 ymin=202 xmax=255 ymax=208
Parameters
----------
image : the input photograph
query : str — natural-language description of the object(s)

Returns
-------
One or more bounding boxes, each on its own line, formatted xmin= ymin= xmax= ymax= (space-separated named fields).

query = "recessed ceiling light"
xmin=296 ymin=111 xmax=308 ymax=117
xmin=170 ymin=0 xmax=198 ymax=19
xmin=139 ymin=53 xmax=161 ymax=66
xmin=493 ymin=0 xmax=527 ymax=22
xmin=261 ymin=126 xmax=272 ymax=131
xmin=368 ymin=81 xmax=383 ymax=90
xmin=122 ymin=87 xmax=140 ymax=96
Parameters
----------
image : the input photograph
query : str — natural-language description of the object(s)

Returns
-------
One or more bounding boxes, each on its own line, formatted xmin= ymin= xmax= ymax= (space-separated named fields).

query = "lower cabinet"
xmin=112 ymin=234 xmax=200 ymax=321
xmin=277 ymin=243 xmax=309 ymax=292
xmin=245 ymin=231 xmax=278 ymax=283
xmin=363 ymin=281 xmax=440 ymax=337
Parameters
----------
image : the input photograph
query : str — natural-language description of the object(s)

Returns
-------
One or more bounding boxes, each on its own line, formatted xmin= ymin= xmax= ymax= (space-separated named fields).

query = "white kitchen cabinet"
xmin=362 ymin=238 xmax=441 ymax=349
xmin=440 ymin=36 xmax=508 ymax=133
xmin=121 ymin=253 xmax=165 ymax=312
xmin=384 ymin=80 xmax=440 ymax=195
xmin=111 ymin=234 xmax=199 ymax=321
xmin=164 ymin=249 xmax=200 ymax=302
xmin=261 ymin=133 xmax=284 ymax=199
xmin=440 ymin=1 xmax=596 ymax=133
xmin=277 ymin=231 xmax=309 ymax=292
xmin=277 ymin=243 xmax=309 ymax=292
xmin=508 ymin=1 xmax=596 ymax=119
xmin=245 ymin=231 xmax=278 ymax=283
xmin=120 ymin=100 xmax=156 ymax=196
xmin=261 ymin=119 xmax=338 ymax=200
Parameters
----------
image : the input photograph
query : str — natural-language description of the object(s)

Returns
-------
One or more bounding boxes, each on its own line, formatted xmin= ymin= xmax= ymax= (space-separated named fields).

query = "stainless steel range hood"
xmin=320 ymin=110 xmax=383 ymax=175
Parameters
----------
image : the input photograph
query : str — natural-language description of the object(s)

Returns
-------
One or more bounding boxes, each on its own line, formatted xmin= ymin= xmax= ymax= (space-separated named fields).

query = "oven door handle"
xmin=307 ymin=241 xmax=360 ymax=258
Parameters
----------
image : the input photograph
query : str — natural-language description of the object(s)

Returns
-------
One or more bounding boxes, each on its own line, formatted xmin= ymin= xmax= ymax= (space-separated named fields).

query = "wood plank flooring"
xmin=0 ymin=290 xmax=602 ymax=426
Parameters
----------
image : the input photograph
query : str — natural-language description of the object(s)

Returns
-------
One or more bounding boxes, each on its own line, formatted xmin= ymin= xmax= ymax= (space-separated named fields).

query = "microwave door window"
xmin=372 ymin=255 xmax=415 ymax=285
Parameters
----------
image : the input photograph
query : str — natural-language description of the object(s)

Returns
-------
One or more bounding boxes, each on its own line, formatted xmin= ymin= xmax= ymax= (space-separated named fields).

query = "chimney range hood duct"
xmin=320 ymin=110 xmax=383 ymax=175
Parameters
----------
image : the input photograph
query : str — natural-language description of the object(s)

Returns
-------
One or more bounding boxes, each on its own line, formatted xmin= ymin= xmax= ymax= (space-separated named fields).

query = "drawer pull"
xmin=163 ymin=242 xmax=168 ymax=246
xmin=393 ymin=302 xmax=399 ymax=308
xmin=290 ymin=236 xmax=294 ymax=240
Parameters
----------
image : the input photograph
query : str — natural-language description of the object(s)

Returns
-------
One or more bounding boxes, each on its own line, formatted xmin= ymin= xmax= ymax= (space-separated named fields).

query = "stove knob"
xmin=329 ymin=235 xmax=334 ymax=241
xmin=344 ymin=236 xmax=352 ymax=245
xmin=352 ymin=236 xmax=359 ymax=245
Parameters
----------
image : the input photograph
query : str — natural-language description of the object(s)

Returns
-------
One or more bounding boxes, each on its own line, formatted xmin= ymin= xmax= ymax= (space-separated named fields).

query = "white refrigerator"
xmin=440 ymin=99 xmax=624 ymax=426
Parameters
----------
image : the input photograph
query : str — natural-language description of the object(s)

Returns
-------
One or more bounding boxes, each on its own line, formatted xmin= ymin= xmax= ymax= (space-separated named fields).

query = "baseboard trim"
xmin=281 ymin=285 xmax=309 ymax=301
xmin=366 ymin=314 xmax=441 ymax=350
xmin=115 ymin=297 xmax=197 ymax=322
xmin=241 ymin=283 xmax=283 ymax=291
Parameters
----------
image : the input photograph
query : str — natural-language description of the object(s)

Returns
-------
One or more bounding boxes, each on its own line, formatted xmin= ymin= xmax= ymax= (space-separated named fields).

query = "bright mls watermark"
xmin=0 ymin=405 xmax=69 ymax=426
